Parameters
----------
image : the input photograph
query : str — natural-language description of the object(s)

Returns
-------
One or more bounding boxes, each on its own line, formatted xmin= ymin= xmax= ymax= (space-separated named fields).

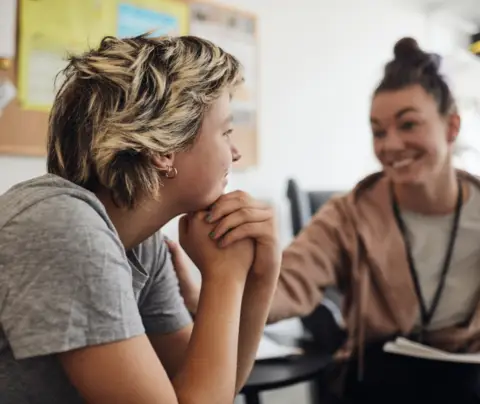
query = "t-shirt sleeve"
xmin=139 ymin=234 xmax=192 ymax=335
xmin=0 ymin=197 xmax=145 ymax=360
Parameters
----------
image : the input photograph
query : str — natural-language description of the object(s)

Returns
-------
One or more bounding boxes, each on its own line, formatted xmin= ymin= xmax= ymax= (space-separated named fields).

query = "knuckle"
xmin=240 ymin=208 xmax=250 ymax=219
xmin=215 ymin=194 xmax=228 ymax=204
xmin=237 ymin=191 xmax=250 ymax=204
xmin=222 ymin=190 xmax=238 ymax=201
xmin=235 ymin=195 xmax=245 ymax=205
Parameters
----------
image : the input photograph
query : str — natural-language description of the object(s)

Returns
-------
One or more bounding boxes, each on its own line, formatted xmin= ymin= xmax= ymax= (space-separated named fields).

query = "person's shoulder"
xmin=459 ymin=169 xmax=480 ymax=187
xmin=458 ymin=170 xmax=480 ymax=213
xmin=0 ymin=174 xmax=121 ymax=262
xmin=350 ymin=171 xmax=388 ymax=200
xmin=310 ymin=172 xmax=390 ymax=233
xmin=0 ymin=176 xmax=129 ymax=285
xmin=315 ymin=172 xmax=386 ymax=211
xmin=0 ymin=174 xmax=112 ymax=232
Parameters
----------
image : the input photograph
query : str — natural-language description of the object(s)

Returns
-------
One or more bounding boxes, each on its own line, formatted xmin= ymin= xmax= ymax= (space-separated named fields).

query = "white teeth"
xmin=392 ymin=158 xmax=414 ymax=169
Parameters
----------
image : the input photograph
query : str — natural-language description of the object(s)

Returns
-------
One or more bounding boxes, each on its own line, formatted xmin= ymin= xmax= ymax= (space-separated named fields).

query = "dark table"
xmin=240 ymin=337 xmax=332 ymax=404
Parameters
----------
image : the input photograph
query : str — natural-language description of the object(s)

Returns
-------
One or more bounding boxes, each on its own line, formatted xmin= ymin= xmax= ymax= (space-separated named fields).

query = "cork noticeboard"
xmin=0 ymin=58 xmax=49 ymax=156
xmin=0 ymin=0 xmax=259 ymax=169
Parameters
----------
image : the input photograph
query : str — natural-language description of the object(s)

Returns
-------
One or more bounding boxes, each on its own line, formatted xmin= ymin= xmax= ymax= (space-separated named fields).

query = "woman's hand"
xmin=206 ymin=191 xmax=281 ymax=281
xmin=179 ymin=211 xmax=255 ymax=284
xmin=175 ymin=214 xmax=257 ymax=404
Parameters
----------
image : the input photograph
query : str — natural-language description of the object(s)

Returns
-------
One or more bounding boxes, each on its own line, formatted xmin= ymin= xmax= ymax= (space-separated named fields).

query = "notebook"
xmin=383 ymin=337 xmax=480 ymax=364
xmin=255 ymin=334 xmax=303 ymax=361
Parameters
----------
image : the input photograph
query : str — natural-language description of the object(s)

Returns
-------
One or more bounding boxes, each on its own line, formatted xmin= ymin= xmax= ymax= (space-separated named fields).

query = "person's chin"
xmin=193 ymin=180 xmax=228 ymax=210
xmin=204 ymin=186 xmax=227 ymax=208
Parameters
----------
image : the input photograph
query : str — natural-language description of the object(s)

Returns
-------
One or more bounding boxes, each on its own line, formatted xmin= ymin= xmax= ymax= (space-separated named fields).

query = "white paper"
xmin=384 ymin=337 xmax=480 ymax=364
xmin=26 ymin=50 xmax=66 ymax=106
xmin=264 ymin=318 xmax=306 ymax=339
xmin=255 ymin=334 xmax=303 ymax=361
xmin=0 ymin=0 xmax=17 ymax=59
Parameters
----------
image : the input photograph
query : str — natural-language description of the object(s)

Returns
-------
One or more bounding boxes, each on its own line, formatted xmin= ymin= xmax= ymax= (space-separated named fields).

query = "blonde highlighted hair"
xmin=47 ymin=34 xmax=243 ymax=208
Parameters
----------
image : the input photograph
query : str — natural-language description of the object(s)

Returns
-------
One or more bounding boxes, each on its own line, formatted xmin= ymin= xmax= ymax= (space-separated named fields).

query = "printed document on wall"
xmin=17 ymin=0 xmax=113 ymax=111
xmin=190 ymin=2 xmax=257 ymax=109
xmin=0 ymin=0 xmax=17 ymax=60
xmin=189 ymin=2 xmax=258 ymax=167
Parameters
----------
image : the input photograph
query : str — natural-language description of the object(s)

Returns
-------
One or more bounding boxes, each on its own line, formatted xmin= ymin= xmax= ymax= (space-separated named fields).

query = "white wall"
xmin=0 ymin=1 xmax=465 ymax=402
xmin=0 ymin=0 xmax=434 ymax=242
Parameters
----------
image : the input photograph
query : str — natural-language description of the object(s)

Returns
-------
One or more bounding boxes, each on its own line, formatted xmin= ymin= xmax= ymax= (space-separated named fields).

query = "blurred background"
xmin=1 ymin=0 xmax=480 ymax=402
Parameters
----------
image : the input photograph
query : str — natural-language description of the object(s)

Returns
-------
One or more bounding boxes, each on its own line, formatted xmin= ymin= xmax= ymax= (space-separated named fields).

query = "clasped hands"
xmin=168 ymin=191 xmax=281 ymax=313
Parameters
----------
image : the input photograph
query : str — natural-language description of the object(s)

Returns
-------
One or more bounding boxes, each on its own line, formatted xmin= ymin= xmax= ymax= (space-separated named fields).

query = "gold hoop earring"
xmin=164 ymin=166 xmax=178 ymax=179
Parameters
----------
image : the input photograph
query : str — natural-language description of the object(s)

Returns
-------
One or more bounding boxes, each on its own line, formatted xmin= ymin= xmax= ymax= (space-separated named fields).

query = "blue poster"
xmin=117 ymin=3 xmax=180 ymax=38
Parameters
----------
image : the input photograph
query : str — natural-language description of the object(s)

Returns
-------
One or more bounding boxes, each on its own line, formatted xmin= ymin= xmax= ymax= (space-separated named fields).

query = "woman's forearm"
xmin=235 ymin=273 xmax=278 ymax=392
xmin=172 ymin=271 xmax=246 ymax=404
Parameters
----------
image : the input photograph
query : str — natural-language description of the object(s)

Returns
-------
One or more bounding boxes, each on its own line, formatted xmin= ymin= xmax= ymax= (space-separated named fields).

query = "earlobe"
xmin=152 ymin=153 xmax=177 ymax=179
xmin=447 ymin=113 xmax=461 ymax=144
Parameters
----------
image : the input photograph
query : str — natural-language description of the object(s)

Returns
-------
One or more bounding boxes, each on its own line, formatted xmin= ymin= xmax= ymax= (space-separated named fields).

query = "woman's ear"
xmin=447 ymin=113 xmax=461 ymax=144
xmin=152 ymin=153 xmax=175 ymax=172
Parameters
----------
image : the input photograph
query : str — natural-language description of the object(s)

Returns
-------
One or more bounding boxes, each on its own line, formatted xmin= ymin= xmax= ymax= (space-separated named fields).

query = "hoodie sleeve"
xmin=268 ymin=197 xmax=354 ymax=323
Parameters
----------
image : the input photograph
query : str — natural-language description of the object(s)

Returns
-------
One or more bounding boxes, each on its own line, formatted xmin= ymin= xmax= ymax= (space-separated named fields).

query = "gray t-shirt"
xmin=402 ymin=184 xmax=480 ymax=331
xmin=0 ymin=174 xmax=191 ymax=403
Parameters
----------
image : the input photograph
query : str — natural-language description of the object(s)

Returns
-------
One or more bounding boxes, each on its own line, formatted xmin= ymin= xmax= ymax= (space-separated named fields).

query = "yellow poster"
xmin=17 ymin=0 xmax=189 ymax=111
xmin=18 ymin=0 xmax=114 ymax=111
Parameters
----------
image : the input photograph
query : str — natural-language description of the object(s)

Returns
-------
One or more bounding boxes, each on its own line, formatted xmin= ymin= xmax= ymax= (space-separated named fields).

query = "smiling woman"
xmin=249 ymin=36 xmax=480 ymax=403
xmin=370 ymin=37 xmax=461 ymax=214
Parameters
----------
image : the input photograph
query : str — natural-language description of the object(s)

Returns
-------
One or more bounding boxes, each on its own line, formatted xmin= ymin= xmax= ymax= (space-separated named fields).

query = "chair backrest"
xmin=286 ymin=179 xmax=312 ymax=236
xmin=308 ymin=191 xmax=338 ymax=214
xmin=285 ymin=178 xmax=347 ymax=353
xmin=286 ymin=178 xmax=338 ymax=236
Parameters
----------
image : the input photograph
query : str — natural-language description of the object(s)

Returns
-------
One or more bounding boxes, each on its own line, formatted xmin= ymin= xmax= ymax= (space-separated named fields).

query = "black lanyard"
xmin=390 ymin=179 xmax=463 ymax=341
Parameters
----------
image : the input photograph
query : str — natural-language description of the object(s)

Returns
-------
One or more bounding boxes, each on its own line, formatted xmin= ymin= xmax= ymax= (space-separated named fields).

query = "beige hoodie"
xmin=269 ymin=170 xmax=480 ymax=366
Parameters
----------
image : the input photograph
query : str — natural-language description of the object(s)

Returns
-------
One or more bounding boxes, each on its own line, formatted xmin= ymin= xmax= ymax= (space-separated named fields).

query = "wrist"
xmin=201 ymin=263 xmax=249 ymax=286
xmin=245 ymin=273 xmax=278 ymax=296
xmin=249 ymin=262 xmax=280 ymax=283
xmin=197 ymin=271 xmax=246 ymax=320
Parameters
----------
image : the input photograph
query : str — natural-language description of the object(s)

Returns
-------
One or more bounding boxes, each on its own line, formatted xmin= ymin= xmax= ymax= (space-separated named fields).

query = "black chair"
xmin=285 ymin=178 xmax=346 ymax=351
xmin=286 ymin=179 xmax=338 ymax=237
xmin=286 ymin=178 xmax=347 ymax=403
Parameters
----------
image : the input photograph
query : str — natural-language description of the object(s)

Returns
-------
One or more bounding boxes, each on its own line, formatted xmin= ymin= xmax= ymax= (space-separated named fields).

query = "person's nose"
xmin=231 ymin=144 xmax=242 ymax=163
xmin=381 ymin=129 xmax=404 ymax=152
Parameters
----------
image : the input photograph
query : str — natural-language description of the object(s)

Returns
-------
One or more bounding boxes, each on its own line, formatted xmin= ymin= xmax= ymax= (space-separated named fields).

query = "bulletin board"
xmin=0 ymin=0 xmax=259 ymax=169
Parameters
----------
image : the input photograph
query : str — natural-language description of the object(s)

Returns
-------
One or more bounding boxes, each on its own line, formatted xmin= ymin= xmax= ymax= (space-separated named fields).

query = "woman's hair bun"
xmin=393 ymin=37 xmax=421 ymax=60
xmin=375 ymin=36 xmax=455 ymax=116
